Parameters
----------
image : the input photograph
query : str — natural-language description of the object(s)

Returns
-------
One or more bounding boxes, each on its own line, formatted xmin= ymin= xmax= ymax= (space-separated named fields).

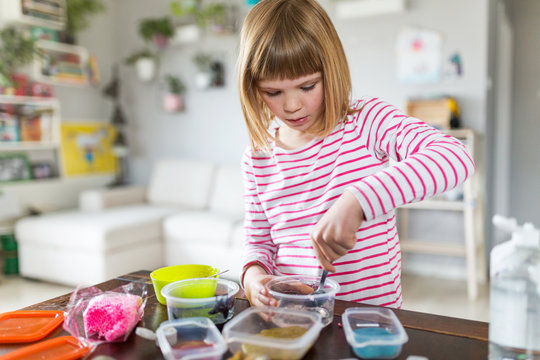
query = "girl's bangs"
xmin=253 ymin=35 xmax=322 ymax=81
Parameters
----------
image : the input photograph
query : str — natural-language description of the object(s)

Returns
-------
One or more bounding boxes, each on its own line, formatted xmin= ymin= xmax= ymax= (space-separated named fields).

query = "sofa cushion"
xmin=15 ymin=205 xmax=182 ymax=252
xmin=208 ymin=164 xmax=244 ymax=216
xmin=163 ymin=211 xmax=242 ymax=246
xmin=147 ymin=159 xmax=214 ymax=209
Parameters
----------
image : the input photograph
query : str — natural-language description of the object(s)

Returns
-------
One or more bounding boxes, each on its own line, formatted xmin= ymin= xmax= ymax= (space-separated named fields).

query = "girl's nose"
xmin=283 ymin=94 xmax=301 ymax=113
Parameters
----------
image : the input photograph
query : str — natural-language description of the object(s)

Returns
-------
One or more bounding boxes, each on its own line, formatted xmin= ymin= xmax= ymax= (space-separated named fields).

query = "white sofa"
xmin=14 ymin=158 xmax=245 ymax=286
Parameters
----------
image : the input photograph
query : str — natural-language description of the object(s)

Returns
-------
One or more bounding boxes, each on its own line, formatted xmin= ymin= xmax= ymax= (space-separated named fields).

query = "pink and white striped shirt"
xmin=241 ymin=97 xmax=475 ymax=308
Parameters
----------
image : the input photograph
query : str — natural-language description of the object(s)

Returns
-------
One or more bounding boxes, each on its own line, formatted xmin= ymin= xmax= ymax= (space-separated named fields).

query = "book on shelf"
xmin=0 ymin=115 xmax=20 ymax=142
xmin=20 ymin=116 xmax=42 ymax=141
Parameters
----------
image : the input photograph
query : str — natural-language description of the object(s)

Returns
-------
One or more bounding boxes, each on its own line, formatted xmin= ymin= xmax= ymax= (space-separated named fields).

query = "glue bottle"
xmin=489 ymin=215 xmax=540 ymax=360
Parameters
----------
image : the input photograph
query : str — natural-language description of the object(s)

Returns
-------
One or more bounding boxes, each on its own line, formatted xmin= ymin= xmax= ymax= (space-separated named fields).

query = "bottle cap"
xmin=513 ymin=222 xmax=539 ymax=248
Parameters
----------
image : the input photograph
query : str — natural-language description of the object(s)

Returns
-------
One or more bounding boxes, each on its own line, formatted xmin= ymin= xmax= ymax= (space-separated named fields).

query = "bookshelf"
xmin=33 ymin=40 xmax=89 ymax=86
xmin=0 ymin=0 xmax=66 ymax=30
xmin=0 ymin=95 xmax=114 ymax=212
xmin=0 ymin=95 xmax=61 ymax=181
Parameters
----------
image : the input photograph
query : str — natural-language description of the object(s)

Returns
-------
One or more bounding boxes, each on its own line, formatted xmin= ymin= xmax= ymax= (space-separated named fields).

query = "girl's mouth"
xmin=287 ymin=116 xmax=308 ymax=124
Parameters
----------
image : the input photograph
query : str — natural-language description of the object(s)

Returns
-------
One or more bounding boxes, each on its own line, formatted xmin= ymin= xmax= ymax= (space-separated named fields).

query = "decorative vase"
xmin=163 ymin=93 xmax=184 ymax=112
xmin=153 ymin=34 xmax=169 ymax=49
xmin=136 ymin=58 xmax=156 ymax=82
xmin=195 ymin=72 xmax=212 ymax=90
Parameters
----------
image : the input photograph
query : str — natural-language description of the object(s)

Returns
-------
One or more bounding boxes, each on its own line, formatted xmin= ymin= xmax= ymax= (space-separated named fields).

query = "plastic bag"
xmin=63 ymin=282 xmax=147 ymax=344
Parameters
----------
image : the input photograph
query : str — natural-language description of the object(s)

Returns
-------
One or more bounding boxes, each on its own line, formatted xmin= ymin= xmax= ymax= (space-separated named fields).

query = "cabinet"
xmin=397 ymin=129 xmax=485 ymax=300
xmin=0 ymin=0 xmax=66 ymax=30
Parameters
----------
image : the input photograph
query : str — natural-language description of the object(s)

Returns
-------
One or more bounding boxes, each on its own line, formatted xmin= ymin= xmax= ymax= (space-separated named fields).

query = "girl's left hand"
xmin=310 ymin=190 xmax=364 ymax=272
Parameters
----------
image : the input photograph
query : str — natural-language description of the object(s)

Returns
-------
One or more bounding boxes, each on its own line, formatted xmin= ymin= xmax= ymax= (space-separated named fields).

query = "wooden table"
xmin=0 ymin=271 xmax=489 ymax=359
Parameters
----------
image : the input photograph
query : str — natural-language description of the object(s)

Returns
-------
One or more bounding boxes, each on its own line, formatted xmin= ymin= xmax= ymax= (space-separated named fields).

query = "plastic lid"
xmin=0 ymin=311 xmax=65 ymax=343
xmin=0 ymin=336 xmax=92 ymax=360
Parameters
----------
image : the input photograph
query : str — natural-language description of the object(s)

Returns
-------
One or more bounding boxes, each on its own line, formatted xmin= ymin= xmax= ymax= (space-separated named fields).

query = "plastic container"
xmin=265 ymin=274 xmax=339 ymax=326
xmin=0 ymin=310 xmax=64 ymax=343
xmin=156 ymin=317 xmax=227 ymax=360
xmin=0 ymin=336 xmax=91 ymax=360
xmin=342 ymin=307 xmax=408 ymax=359
xmin=222 ymin=307 xmax=323 ymax=360
xmin=489 ymin=215 xmax=540 ymax=360
xmin=151 ymin=264 xmax=220 ymax=305
xmin=161 ymin=278 xmax=239 ymax=324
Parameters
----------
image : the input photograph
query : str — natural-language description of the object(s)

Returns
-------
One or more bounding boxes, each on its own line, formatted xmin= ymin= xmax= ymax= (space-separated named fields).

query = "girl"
xmin=237 ymin=0 xmax=475 ymax=308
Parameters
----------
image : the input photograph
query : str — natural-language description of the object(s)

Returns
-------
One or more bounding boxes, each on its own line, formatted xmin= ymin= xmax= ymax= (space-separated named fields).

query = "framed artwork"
xmin=60 ymin=122 xmax=117 ymax=176
xmin=0 ymin=154 xmax=32 ymax=182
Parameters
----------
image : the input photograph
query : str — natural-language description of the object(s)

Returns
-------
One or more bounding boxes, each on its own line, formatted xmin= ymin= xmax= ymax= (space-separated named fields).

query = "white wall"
xmin=505 ymin=1 xmax=540 ymax=227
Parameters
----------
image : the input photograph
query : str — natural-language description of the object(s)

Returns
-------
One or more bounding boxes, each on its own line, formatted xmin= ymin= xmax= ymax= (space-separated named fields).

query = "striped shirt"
xmin=241 ymin=96 xmax=475 ymax=308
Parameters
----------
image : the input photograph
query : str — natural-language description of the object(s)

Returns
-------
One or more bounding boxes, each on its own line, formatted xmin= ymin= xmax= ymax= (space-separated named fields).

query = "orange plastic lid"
xmin=0 ymin=311 xmax=64 ymax=343
xmin=0 ymin=336 xmax=92 ymax=360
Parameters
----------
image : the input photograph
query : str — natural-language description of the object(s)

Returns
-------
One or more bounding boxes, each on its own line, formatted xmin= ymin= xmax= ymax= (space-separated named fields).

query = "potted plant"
xmin=192 ymin=52 xmax=213 ymax=90
xmin=63 ymin=0 xmax=106 ymax=44
xmin=170 ymin=0 xmax=233 ymax=34
xmin=162 ymin=74 xmax=186 ymax=112
xmin=199 ymin=3 xmax=228 ymax=34
xmin=124 ymin=49 xmax=157 ymax=82
xmin=138 ymin=17 xmax=175 ymax=49
xmin=0 ymin=27 xmax=38 ymax=89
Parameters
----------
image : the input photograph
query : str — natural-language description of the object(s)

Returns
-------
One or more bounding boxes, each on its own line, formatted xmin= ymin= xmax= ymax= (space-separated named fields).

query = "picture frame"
xmin=0 ymin=153 xmax=32 ymax=182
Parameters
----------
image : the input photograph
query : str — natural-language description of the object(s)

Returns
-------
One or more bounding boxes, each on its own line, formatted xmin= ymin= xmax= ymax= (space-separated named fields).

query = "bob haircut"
xmin=237 ymin=0 xmax=355 ymax=152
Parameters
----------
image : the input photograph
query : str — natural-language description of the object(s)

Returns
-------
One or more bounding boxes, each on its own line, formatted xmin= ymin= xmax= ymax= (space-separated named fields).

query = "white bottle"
xmin=489 ymin=215 xmax=540 ymax=360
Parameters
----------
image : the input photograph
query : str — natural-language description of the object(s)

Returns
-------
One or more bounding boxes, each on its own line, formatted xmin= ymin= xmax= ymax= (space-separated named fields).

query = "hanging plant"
xmin=164 ymin=74 xmax=186 ymax=95
xmin=162 ymin=74 xmax=186 ymax=112
xmin=170 ymin=0 xmax=234 ymax=33
xmin=124 ymin=49 xmax=158 ymax=82
xmin=64 ymin=0 xmax=106 ymax=44
xmin=0 ymin=27 xmax=38 ymax=87
xmin=138 ymin=17 xmax=175 ymax=49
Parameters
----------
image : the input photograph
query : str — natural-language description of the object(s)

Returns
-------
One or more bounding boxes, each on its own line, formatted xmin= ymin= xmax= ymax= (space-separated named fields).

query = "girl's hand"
xmin=311 ymin=190 xmax=364 ymax=272
xmin=243 ymin=264 xmax=278 ymax=307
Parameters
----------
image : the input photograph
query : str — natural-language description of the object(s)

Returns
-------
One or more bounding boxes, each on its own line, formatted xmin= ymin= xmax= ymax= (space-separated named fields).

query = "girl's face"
xmin=257 ymin=72 xmax=324 ymax=134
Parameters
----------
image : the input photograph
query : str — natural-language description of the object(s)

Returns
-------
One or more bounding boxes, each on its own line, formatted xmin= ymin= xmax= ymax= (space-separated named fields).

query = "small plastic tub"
xmin=342 ymin=307 xmax=408 ymax=359
xmin=265 ymin=275 xmax=340 ymax=326
xmin=156 ymin=317 xmax=227 ymax=360
xmin=161 ymin=278 xmax=239 ymax=324
xmin=151 ymin=264 xmax=220 ymax=305
xmin=222 ymin=307 xmax=323 ymax=360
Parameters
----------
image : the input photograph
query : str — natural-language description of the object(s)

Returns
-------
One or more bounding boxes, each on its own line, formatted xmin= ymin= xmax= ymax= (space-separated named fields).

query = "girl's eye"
xmin=301 ymin=84 xmax=316 ymax=92
xmin=264 ymin=91 xmax=281 ymax=97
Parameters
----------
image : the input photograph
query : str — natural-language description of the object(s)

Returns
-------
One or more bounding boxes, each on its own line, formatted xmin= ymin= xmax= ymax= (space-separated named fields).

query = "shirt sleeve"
xmin=345 ymin=97 xmax=476 ymax=221
xmin=240 ymin=149 xmax=276 ymax=285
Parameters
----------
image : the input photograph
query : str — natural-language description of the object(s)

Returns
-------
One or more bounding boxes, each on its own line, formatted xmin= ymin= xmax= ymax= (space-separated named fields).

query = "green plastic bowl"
xmin=151 ymin=264 xmax=220 ymax=305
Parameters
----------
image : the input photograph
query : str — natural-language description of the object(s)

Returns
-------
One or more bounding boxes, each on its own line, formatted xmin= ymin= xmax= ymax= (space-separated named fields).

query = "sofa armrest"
xmin=79 ymin=186 xmax=147 ymax=211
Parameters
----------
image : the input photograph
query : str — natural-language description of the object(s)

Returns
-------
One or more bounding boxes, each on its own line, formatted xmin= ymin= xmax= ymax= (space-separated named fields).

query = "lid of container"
xmin=222 ymin=307 xmax=323 ymax=349
xmin=0 ymin=310 xmax=65 ymax=343
xmin=342 ymin=307 xmax=409 ymax=347
xmin=156 ymin=317 xmax=227 ymax=360
xmin=0 ymin=336 xmax=92 ymax=360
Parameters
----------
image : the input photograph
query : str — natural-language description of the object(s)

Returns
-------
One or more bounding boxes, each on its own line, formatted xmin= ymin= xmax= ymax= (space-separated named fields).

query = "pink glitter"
xmin=83 ymin=293 xmax=142 ymax=341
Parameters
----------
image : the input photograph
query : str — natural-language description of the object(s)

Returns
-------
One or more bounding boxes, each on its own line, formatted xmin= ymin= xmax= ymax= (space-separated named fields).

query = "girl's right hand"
xmin=243 ymin=264 xmax=278 ymax=307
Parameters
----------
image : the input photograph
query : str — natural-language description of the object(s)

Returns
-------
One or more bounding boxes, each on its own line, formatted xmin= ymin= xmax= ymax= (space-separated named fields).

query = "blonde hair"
xmin=237 ymin=0 xmax=355 ymax=152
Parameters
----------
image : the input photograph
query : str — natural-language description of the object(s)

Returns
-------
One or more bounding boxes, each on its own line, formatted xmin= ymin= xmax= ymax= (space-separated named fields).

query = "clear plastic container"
xmin=222 ymin=307 xmax=323 ymax=360
xmin=156 ymin=317 xmax=227 ymax=360
xmin=342 ymin=307 xmax=408 ymax=359
xmin=161 ymin=278 xmax=239 ymax=324
xmin=265 ymin=275 xmax=340 ymax=326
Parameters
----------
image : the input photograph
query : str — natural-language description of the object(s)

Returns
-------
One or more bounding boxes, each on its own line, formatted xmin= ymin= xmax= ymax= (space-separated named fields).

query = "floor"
xmin=0 ymin=272 xmax=490 ymax=322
